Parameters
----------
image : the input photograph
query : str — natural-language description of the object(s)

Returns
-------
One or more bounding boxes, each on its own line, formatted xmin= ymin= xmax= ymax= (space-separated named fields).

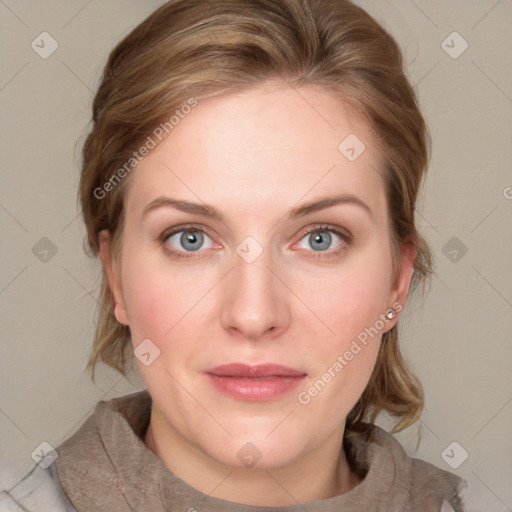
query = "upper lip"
xmin=206 ymin=363 xmax=306 ymax=378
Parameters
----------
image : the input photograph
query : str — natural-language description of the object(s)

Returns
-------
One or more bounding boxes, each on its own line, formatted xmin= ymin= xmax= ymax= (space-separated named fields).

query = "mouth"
xmin=204 ymin=363 xmax=307 ymax=401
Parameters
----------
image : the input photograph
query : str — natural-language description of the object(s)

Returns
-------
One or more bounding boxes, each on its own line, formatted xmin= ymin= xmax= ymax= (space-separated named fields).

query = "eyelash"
xmin=159 ymin=223 xmax=351 ymax=260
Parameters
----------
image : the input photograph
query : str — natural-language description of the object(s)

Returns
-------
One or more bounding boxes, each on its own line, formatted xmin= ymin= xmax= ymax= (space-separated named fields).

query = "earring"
xmin=385 ymin=309 xmax=395 ymax=320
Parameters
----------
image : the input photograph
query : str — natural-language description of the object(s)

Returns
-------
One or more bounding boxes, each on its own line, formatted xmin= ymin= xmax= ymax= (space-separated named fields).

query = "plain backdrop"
xmin=0 ymin=1 xmax=511 ymax=510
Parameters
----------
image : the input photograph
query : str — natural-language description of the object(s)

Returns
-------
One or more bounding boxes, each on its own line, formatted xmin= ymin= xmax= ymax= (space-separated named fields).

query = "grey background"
xmin=0 ymin=1 xmax=511 ymax=510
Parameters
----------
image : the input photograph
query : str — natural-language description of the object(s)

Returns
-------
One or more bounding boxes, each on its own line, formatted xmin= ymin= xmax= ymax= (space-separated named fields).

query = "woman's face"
xmin=102 ymin=80 xmax=413 ymax=469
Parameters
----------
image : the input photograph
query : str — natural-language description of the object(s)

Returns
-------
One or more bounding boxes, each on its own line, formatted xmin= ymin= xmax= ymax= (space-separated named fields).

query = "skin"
xmin=99 ymin=80 xmax=415 ymax=506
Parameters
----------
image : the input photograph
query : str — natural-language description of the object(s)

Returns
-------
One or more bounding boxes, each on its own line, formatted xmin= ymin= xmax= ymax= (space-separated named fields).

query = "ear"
xmin=385 ymin=239 xmax=416 ymax=330
xmin=98 ymin=230 xmax=129 ymax=326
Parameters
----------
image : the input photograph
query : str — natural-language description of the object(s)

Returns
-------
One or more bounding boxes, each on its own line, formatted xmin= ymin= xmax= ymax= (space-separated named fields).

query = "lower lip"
xmin=206 ymin=374 xmax=306 ymax=401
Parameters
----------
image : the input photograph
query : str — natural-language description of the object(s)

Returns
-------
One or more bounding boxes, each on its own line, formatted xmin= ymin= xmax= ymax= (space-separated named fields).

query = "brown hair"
xmin=80 ymin=0 xmax=432 ymax=436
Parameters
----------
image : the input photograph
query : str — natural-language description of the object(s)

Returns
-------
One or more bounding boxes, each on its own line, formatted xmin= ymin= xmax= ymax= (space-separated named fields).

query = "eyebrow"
xmin=142 ymin=193 xmax=373 ymax=221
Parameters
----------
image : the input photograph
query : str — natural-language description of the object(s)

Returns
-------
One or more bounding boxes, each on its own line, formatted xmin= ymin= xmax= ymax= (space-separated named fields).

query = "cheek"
xmin=305 ymin=249 xmax=393 ymax=344
xmin=333 ymin=275 xmax=389 ymax=340
xmin=120 ymin=248 xmax=217 ymax=350
xmin=120 ymin=253 xmax=176 ymax=343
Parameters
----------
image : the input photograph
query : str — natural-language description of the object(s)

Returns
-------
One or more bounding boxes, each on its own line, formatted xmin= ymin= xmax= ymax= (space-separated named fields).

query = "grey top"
xmin=0 ymin=390 xmax=468 ymax=511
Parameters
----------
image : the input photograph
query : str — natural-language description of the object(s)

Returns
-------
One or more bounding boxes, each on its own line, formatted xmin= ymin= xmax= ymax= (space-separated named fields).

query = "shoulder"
xmin=409 ymin=456 xmax=469 ymax=512
xmin=346 ymin=423 xmax=469 ymax=512
xmin=0 ymin=456 xmax=77 ymax=512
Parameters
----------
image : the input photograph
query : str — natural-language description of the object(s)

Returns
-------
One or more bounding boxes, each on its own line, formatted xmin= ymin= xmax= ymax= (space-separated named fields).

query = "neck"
xmin=144 ymin=408 xmax=362 ymax=506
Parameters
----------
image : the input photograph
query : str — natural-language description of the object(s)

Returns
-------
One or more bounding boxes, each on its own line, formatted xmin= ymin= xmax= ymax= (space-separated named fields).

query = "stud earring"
xmin=385 ymin=309 xmax=396 ymax=320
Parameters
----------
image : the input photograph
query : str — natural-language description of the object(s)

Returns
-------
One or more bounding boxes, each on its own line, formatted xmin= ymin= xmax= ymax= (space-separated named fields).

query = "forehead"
xmin=125 ymin=81 xmax=387 ymax=221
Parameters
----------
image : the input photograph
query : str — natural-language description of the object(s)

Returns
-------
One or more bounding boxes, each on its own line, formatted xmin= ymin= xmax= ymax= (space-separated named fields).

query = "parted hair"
xmin=79 ymin=0 xmax=433 ymax=437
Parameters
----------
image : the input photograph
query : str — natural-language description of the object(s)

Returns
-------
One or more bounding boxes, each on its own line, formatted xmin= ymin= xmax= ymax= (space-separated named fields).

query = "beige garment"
xmin=52 ymin=390 xmax=467 ymax=511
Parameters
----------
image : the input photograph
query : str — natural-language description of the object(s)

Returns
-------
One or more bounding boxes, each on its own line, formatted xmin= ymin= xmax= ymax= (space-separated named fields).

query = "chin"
xmin=199 ymin=430 xmax=310 ymax=470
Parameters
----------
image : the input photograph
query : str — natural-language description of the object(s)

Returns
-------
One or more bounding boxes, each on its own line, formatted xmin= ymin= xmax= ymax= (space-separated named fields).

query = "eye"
xmin=162 ymin=225 xmax=217 ymax=258
xmin=295 ymin=224 xmax=350 ymax=257
xmin=160 ymin=223 xmax=350 ymax=260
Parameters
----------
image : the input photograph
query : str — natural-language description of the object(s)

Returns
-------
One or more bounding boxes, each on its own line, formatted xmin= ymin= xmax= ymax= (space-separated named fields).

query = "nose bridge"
xmin=219 ymin=240 xmax=288 ymax=340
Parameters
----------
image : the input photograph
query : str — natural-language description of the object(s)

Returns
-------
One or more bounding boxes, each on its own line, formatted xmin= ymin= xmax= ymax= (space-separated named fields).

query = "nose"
xmin=219 ymin=246 xmax=290 ymax=342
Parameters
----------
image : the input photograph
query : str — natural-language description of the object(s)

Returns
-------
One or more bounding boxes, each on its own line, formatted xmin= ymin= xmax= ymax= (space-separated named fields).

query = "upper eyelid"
xmin=162 ymin=223 xmax=218 ymax=242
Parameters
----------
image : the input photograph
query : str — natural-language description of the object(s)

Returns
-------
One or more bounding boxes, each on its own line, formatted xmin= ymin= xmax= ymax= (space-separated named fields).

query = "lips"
xmin=207 ymin=363 xmax=306 ymax=378
xmin=205 ymin=363 xmax=307 ymax=401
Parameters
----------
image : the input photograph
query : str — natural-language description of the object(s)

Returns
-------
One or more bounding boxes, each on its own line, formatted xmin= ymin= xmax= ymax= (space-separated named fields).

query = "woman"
xmin=1 ymin=0 xmax=468 ymax=510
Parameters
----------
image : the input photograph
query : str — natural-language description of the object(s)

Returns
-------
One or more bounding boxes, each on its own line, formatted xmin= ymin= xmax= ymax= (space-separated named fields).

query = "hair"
xmin=79 ymin=0 xmax=433 ymax=438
